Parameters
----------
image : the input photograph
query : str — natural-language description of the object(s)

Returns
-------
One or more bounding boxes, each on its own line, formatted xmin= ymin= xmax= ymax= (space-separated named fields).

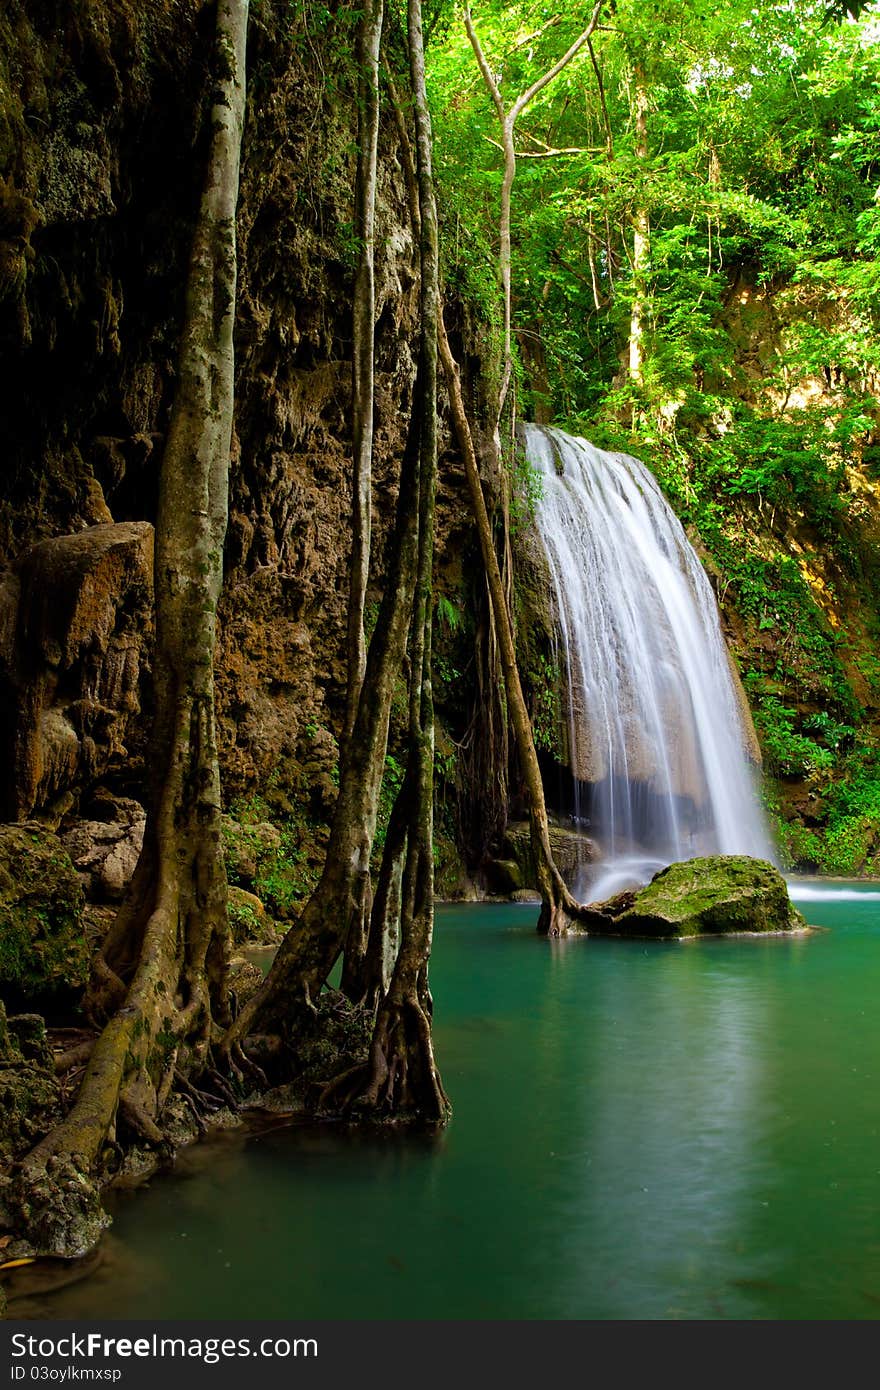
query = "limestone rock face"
xmin=61 ymin=795 xmax=146 ymax=902
xmin=501 ymin=819 xmax=598 ymax=891
xmin=1 ymin=523 xmax=153 ymax=821
xmin=0 ymin=822 xmax=88 ymax=1005
xmin=579 ymin=855 xmax=807 ymax=938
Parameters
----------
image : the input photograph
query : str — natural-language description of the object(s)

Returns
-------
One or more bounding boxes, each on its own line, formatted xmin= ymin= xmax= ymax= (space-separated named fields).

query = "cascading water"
xmin=524 ymin=423 xmax=774 ymax=900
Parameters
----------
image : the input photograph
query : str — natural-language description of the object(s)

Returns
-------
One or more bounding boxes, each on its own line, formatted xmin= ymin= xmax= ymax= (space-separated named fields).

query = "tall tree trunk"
xmin=344 ymin=0 xmax=384 ymax=749
xmin=374 ymin=0 xmax=447 ymax=1116
xmin=628 ymin=62 xmax=650 ymax=384
xmin=339 ymin=0 xmax=385 ymax=997
xmin=322 ymin=0 xmax=448 ymax=1121
xmin=13 ymin=0 xmax=249 ymax=1256
xmin=454 ymin=7 xmax=603 ymax=936
xmin=360 ymin=772 xmax=411 ymax=1007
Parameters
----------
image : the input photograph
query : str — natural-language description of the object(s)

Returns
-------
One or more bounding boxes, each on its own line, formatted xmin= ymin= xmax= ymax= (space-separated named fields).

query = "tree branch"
xmin=512 ymin=1 xmax=604 ymax=120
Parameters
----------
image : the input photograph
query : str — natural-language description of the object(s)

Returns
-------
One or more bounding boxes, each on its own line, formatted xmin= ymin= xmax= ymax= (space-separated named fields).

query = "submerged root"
xmin=538 ymin=897 xmax=579 ymax=938
xmin=536 ymin=869 xmax=602 ymax=938
xmin=319 ymin=997 xmax=449 ymax=1123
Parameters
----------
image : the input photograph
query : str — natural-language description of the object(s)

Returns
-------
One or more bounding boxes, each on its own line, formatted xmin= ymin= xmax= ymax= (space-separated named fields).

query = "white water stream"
xmin=525 ymin=424 xmax=774 ymax=898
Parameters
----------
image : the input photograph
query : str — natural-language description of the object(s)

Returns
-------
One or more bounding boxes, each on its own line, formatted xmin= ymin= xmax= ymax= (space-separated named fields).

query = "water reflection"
xmin=11 ymin=896 xmax=880 ymax=1320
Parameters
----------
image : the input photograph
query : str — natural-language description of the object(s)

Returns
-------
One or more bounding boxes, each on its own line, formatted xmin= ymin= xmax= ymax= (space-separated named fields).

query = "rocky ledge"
xmin=578 ymin=855 xmax=809 ymax=938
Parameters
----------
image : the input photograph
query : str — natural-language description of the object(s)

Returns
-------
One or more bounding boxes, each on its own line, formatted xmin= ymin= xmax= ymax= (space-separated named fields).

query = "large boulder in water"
xmin=579 ymin=855 xmax=807 ymax=938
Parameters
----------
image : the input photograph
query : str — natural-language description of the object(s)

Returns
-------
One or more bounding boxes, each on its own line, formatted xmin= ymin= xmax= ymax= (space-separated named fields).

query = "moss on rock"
xmin=0 ymin=822 xmax=87 ymax=1005
xmin=502 ymin=819 xmax=597 ymax=890
xmin=227 ymin=884 xmax=279 ymax=946
xmin=580 ymin=855 xmax=808 ymax=938
xmin=0 ymin=1000 xmax=61 ymax=1164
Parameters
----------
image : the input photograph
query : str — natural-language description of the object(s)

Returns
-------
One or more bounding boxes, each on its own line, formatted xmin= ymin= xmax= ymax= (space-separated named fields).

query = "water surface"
xmin=14 ymin=891 xmax=880 ymax=1320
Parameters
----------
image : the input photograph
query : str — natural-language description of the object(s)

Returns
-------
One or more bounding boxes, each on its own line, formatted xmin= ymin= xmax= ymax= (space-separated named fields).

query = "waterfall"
xmin=524 ymin=424 xmax=773 ymax=900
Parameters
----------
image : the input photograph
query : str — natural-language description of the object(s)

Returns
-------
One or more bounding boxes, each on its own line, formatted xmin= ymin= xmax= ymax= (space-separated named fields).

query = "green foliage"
xmin=429 ymin=0 xmax=880 ymax=435
xmin=508 ymin=440 xmax=544 ymax=533
xmin=426 ymin=0 xmax=880 ymax=877
xmin=435 ymin=592 xmax=463 ymax=633
xmin=253 ymin=832 xmax=317 ymax=916
xmin=374 ymin=752 xmax=405 ymax=857
xmin=746 ymin=690 xmax=835 ymax=778
xmin=766 ymin=737 xmax=880 ymax=874
xmin=0 ymin=826 xmax=87 ymax=1003
xmin=228 ymin=897 xmax=262 ymax=946
xmin=529 ymin=650 xmax=562 ymax=759
xmin=223 ymin=794 xmax=319 ymax=918
xmin=697 ymin=413 xmax=846 ymax=538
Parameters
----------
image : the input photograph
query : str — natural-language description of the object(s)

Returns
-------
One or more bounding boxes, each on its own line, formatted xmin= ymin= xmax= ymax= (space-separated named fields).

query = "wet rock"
xmin=578 ymin=855 xmax=808 ymax=938
xmin=228 ymin=958 xmax=266 ymax=1012
xmin=484 ymin=858 xmax=523 ymax=895
xmin=0 ymin=822 xmax=88 ymax=1006
xmin=2 ymin=1157 xmax=109 ymax=1260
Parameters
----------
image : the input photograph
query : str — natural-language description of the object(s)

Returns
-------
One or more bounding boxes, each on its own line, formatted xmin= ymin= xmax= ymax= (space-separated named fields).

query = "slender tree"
xmin=627 ymin=59 xmax=650 ymax=385
xmin=463 ymin=2 xmax=604 ymax=437
xmin=339 ymin=0 xmax=386 ymax=996
xmin=340 ymin=0 xmax=448 ymax=1117
xmin=221 ymin=397 xmax=423 ymax=1045
xmin=446 ymin=5 xmax=607 ymax=934
xmin=226 ymin=7 xmax=447 ymax=1113
xmin=344 ymin=0 xmax=385 ymax=750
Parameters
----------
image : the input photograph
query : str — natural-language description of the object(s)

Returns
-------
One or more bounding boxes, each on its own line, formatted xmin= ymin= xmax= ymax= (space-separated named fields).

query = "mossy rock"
xmin=227 ymin=885 xmax=279 ymax=946
xmin=221 ymin=814 xmax=282 ymax=888
xmin=0 ymin=1001 xmax=61 ymax=1163
xmin=580 ymin=855 xmax=808 ymax=938
xmin=484 ymin=858 xmax=524 ymax=895
xmin=503 ymin=820 xmax=597 ymax=889
xmin=0 ymin=823 xmax=88 ymax=1006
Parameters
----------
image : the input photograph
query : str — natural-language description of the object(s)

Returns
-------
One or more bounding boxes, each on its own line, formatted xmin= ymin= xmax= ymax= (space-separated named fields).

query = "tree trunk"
xmin=12 ymin=0 xmax=249 ymax=1257
xmin=338 ymin=0 xmax=385 ymax=997
xmin=373 ymin=0 xmax=448 ymax=1113
xmin=360 ymin=773 xmax=411 ymax=1008
xmin=222 ymin=374 xmax=423 ymax=1046
xmin=628 ymin=62 xmax=650 ymax=384
xmin=344 ymin=0 xmax=384 ymax=751
xmin=336 ymin=0 xmax=447 ymax=1121
xmin=463 ymin=2 xmax=603 ymax=437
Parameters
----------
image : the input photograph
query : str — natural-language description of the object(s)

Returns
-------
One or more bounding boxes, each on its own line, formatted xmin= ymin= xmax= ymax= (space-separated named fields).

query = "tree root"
xmin=54 ymin=1042 xmax=95 ymax=1075
xmin=222 ymin=1039 xmax=268 ymax=1091
xmin=118 ymin=1092 xmax=168 ymax=1151
xmin=204 ymin=1069 xmax=241 ymax=1111
xmin=85 ymin=956 xmax=128 ymax=1026
xmin=316 ymin=1060 xmax=371 ymax=1113
xmin=318 ymin=997 xmax=449 ymax=1123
